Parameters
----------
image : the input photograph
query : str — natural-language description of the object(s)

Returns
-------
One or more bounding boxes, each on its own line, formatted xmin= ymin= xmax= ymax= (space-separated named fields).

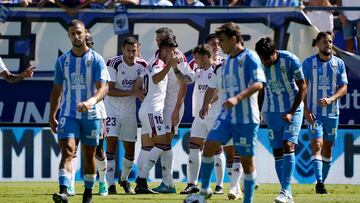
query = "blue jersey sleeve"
xmin=247 ymin=54 xmax=266 ymax=84
xmin=302 ymin=59 xmax=310 ymax=81
xmin=337 ymin=59 xmax=348 ymax=85
xmin=94 ymin=54 xmax=108 ymax=83
xmin=290 ymin=55 xmax=304 ymax=81
xmin=53 ymin=58 xmax=64 ymax=85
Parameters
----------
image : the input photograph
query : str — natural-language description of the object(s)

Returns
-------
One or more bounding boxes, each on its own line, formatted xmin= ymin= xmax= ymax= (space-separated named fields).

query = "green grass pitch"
xmin=0 ymin=182 xmax=359 ymax=202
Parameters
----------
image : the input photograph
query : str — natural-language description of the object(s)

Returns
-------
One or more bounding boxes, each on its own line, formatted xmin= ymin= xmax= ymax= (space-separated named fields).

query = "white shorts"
xmin=106 ymin=112 xmax=137 ymax=142
xmin=163 ymin=104 xmax=184 ymax=134
xmin=139 ymin=108 xmax=166 ymax=137
xmin=190 ymin=116 xmax=217 ymax=139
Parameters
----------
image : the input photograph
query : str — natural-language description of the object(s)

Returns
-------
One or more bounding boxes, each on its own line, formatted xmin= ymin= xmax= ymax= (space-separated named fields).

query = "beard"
xmin=72 ymin=40 xmax=83 ymax=48
xmin=321 ymin=48 xmax=332 ymax=56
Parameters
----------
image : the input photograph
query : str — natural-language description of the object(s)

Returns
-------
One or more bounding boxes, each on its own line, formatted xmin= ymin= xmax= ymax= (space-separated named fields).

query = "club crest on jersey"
xmin=137 ymin=69 xmax=142 ymax=75
xmin=86 ymin=60 xmax=92 ymax=67
xmin=280 ymin=65 xmax=286 ymax=73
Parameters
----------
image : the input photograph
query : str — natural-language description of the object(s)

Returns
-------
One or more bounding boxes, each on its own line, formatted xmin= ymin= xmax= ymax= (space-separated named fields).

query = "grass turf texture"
xmin=0 ymin=182 xmax=359 ymax=202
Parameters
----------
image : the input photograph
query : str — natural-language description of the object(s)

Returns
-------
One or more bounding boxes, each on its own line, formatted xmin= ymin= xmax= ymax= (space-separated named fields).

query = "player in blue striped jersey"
xmin=49 ymin=19 xmax=108 ymax=203
xmin=199 ymin=22 xmax=265 ymax=203
xmin=255 ymin=37 xmax=307 ymax=203
xmin=302 ymin=31 xmax=348 ymax=194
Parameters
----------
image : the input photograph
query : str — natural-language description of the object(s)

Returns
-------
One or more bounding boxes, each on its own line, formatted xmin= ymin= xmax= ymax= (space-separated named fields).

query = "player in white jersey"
xmin=133 ymin=38 xmax=180 ymax=194
xmin=179 ymin=44 xmax=224 ymax=195
xmin=103 ymin=37 xmax=147 ymax=195
xmin=303 ymin=31 xmax=348 ymax=194
xmin=0 ymin=57 xmax=35 ymax=83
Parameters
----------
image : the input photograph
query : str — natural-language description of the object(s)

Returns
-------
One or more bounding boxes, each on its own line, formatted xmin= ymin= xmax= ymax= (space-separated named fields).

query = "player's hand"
xmin=171 ymin=108 xmax=180 ymax=126
xmin=199 ymin=104 xmax=210 ymax=119
xmin=76 ymin=100 xmax=93 ymax=112
xmin=21 ymin=65 xmax=35 ymax=78
xmin=167 ymin=52 xmax=180 ymax=68
xmin=282 ymin=112 xmax=293 ymax=123
xmin=133 ymin=89 xmax=145 ymax=101
xmin=304 ymin=110 xmax=316 ymax=124
xmin=49 ymin=117 xmax=58 ymax=134
xmin=319 ymin=97 xmax=334 ymax=106
xmin=222 ymin=97 xmax=238 ymax=109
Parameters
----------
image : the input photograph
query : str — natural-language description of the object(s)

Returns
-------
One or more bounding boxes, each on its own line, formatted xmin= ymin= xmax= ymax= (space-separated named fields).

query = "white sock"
xmin=96 ymin=158 xmax=107 ymax=183
xmin=226 ymin=161 xmax=233 ymax=179
xmin=121 ymin=158 xmax=134 ymax=182
xmin=106 ymin=159 xmax=116 ymax=186
xmin=214 ymin=152 xmax=225 ymax=187
xmin=71 ymin=156 xmax=78 ymax=188
xmin=161 ymin=149 xmax=173 ymax=187
xmin=137 ymin=149 xmax=151 ymax=176
xmin=230 ymin=162 xmax=242 ymax=189
xmin=188 ymin=148 xmax=201 ymax=185
xmin=140 ymin=147 xmax=164 ymax=178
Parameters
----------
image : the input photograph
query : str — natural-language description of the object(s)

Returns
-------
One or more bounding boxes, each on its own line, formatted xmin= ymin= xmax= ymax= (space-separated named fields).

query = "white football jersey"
xmin=140 ymin=57 xmax=168 ymax=112
xmin=104 ymin=55 xmax=147 ymax=116
xmin=97 ymin=68 xmax=111 ymax=119
xmin=192 ymin=64 xmax=222 ymax=118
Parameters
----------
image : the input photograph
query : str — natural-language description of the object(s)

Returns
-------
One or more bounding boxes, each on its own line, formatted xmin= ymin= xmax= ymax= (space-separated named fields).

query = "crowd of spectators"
xmin=0 ymin=0 xmax=359 ymax=54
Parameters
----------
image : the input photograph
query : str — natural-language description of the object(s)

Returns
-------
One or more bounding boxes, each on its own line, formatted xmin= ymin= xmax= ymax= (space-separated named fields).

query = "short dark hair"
xmin=122 ymin=36 xmax=138 ymax=47
xmin=255 ymin=37 xmax=276 ymax=59
xmin=85 ymin=29 xmax=93 ymax=48
xmin=68 ymin=19 xmax=85 ymax=30
xmin=155 ymin=27 xmax=176 ymax=40
xmin=215 ymin=22 xmax=243 ymax=43
xmin=204 ymin=33 xmax=216 ymax=44
xmin=316 ymin=31 xmax=334 ymax=42
xmin=158 ymin=38 xmax=178 ymax=49
xmin=192 ymin=44 xmax=212 ymax=58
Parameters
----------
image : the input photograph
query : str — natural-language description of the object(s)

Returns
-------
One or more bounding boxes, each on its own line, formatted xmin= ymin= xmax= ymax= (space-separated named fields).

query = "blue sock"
xmin=322 ymin=157 xmax=332 ymax=181
xmin=282 ymin=152 xmax=295 ymax=192
xmin=200 ymin=156 xmax=214 ymax=190
xmin=243 ymin=171 xmax=256 ymax=203
xmin=312 ymin=156 xmax=323 ymax=183
xmin=84 ymin=174 xmax=96 ymax=190
xmin=275 ymin=156 xmax=283 ymax=183
xmin=58 ymin=169 xmax=71 ymax=188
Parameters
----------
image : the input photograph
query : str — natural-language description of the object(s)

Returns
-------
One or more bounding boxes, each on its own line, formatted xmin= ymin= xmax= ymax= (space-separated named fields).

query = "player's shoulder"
xmin=106 ymin=55 xmax=123 ymax=67
xmin=279 ymin=50 xmax=300 ymax=61
xmin=189 ymin=59 xmax=198 ymax=70
xmin=135 ymin=57 xmax=148 ymax=68
xmin=302 ymin=54 xmax=317 ymax=65
xmin=151 ymin=58 xmax=165 ymax=69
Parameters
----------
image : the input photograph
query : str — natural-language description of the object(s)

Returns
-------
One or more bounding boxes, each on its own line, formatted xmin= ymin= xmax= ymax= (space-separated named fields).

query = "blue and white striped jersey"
xmin=221 ymin=48 xmax=266 ymax=124
xmin=265 ymin=0 xmax=299 ymax=7
xmin=54 ymin=49 xmax=108 ymax=120
xmin=264 ymin=50 xmax=304 ymax=113
xmin=303 ymin=54 xmax=348 ymax=117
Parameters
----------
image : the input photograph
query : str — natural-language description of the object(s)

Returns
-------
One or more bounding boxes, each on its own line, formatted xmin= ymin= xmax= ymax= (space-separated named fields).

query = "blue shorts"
xmin=308 ymin=116 xmax=339 ymax=142
xmin=57 ymin=116 xmax=100 ymax=147
xmin=267 ymin=107 xmax=303 ymax=149
xmin=342 ymin=19 xmax=360 ymax=40
xmin=207 ymin=117 xmax=259 ymax=156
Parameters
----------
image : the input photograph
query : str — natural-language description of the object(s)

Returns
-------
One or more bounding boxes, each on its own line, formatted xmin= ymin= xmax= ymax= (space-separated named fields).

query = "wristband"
xmin=88 ymin=98 xmax=97 ymax=106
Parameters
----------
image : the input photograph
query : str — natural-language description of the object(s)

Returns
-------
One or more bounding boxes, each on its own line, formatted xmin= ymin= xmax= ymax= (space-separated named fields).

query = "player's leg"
xmin=105 ymin=115 xmax=120 ymax=194
xmin=53 ymin=117 xmax=78 ymax=203
xmin=321 ymin=117 xmax=339 ymax=186
xmin=69 ymin=139 xmax=80 ymax=196
xmin=180 ymin=118 xmax=206 ymax=194
xmin=228 ymin=154 xmax=243 ymax=200
xmin=213 ymin=146 xmax=225 ymax=194
xmin=80 ymin=119 xmax=101 ymax=203
xmin=200 ymin=118 xmax=231 ymax=199
xmin=279 ymin=109 xmax=302 ymax=202
xmin=235 ymin=123 xmax=259 ymax=203
xmin=118 ymin=117 xmax=137 ymax=194
xmin=96 ymin=119 xmax=108 ymax=196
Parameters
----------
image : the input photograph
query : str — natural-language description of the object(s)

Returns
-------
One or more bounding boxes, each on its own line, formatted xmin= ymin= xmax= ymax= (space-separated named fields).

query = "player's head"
xmin=85 ymin=29 xmax=94 ymax=48
xmin=205 ymin=33 xmax=220 ymax=57
xmin=215 ymin=22 xmax=243 ymax=54
xmin=158 ymin=38 xmax=178 ymax=60
xmin=155 ymin=27 xmax=176 ymax=47
xmin=315 ymin=31 xmax=334 ymax=56
xmin=255 ymin=37 xmax=277 ymax=68
xmin=122 ymin=36 xmax=139 ymax=63
xmin=192 ymin=44 xmax=212 ymax=68
xmin=67 ymin=19 xmax=87 ymax=48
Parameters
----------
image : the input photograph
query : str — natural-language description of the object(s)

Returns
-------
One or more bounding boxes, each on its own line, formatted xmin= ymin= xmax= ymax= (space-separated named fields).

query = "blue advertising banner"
xmin=0 ymin=7 xmax=359 ymax=125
